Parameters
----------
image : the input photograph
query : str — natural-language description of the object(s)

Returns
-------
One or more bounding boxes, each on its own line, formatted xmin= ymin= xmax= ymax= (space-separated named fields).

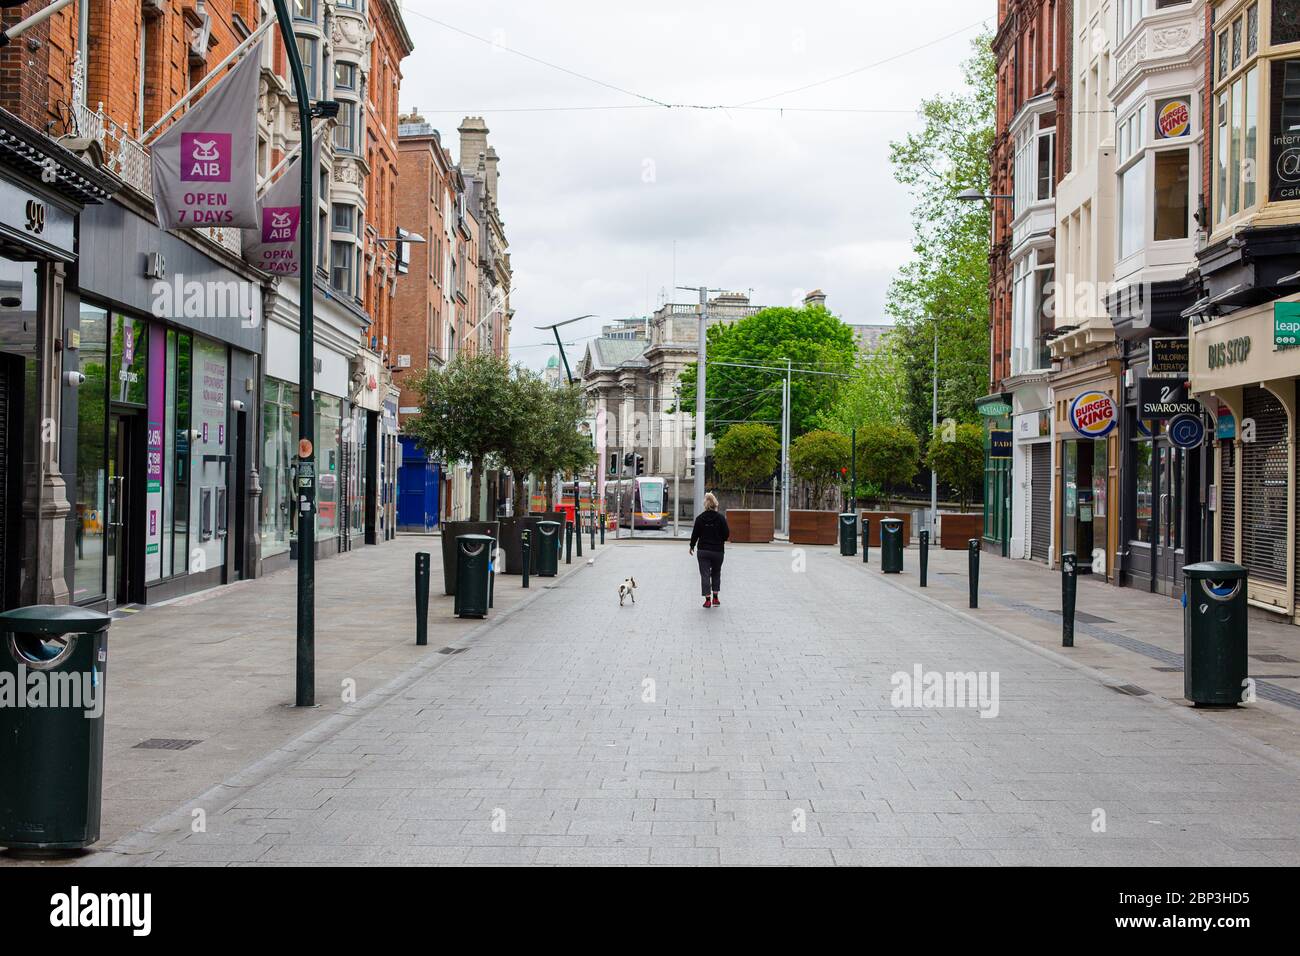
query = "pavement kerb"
xmin=844 ymin=550 xmax=1300 ymax=781
xmin=78 ymin=543 xmax=614 ymax=866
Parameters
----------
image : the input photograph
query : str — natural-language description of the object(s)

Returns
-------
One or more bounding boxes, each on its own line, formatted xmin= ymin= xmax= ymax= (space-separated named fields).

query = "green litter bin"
xmin=536 ymin=520 xmax=561 ymax=578
xmin=1182 ymin=562 xmax=1248 ymax=706
xmin=454 ymin=534 xmax=494 ymax=619
xmin=880 ymin=518 xmax=904 ymax=574
xmin=0 ymin=605 xmax=112 ymax=851
xmin=839 ymin=513 xmax=857 ymax=556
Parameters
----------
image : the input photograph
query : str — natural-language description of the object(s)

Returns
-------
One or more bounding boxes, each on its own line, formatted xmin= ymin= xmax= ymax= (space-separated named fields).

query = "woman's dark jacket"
xmin=690 ymin=510 xmax=730 ymax=554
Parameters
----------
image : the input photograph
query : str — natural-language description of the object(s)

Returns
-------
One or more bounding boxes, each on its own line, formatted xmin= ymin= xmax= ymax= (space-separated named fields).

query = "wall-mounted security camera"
xmin=230 ymin=400 xmax=246 ymax=412
xmin=64 ymin=370 xmax=86 ymax=387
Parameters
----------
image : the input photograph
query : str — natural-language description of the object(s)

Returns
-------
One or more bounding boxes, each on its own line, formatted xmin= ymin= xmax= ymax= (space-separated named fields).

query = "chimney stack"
xmin=803 ymin=289 xmax=828 ymax=309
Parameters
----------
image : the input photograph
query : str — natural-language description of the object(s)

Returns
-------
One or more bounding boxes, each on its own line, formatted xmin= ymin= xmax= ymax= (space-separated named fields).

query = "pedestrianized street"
xmin=79 ymin=537 xmax=1300 ymax=867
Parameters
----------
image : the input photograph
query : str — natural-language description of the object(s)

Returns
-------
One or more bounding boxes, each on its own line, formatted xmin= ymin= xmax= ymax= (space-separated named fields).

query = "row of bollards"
xmin=841 ymin=517 xmax=1080 ymax=649
xmin=413 ymin=512 xmax=605 ymax=639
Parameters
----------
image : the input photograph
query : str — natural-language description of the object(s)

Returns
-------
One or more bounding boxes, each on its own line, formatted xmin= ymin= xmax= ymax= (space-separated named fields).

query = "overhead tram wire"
xmin=402 ymin=4 xmax=989 ymax=116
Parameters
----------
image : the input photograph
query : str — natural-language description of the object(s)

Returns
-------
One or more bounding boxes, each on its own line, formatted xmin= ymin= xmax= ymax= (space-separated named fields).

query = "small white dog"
xmin=618 ymin=577 xmax=637 ymax=606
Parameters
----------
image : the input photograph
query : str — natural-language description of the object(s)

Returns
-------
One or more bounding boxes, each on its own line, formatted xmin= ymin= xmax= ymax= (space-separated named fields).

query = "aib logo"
xmin=261 ymin=206 xmax=300 ymax=243
xmin=181 ymin=132 xmax=232 ymax=182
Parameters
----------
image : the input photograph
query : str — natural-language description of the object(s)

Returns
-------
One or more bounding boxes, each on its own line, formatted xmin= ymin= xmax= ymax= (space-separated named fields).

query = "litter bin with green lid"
xmin=454 ymin=534 xmax=494 ymax=619
xmin=1182 ymin=562 xmax=1249 ymax=706
xmin=838 ymin=513 xmax=857 ymax=556
xmin=536 ymin=520 xmax=561 ymax=578
xmin=880 ymin=518 xmax=904 ymax=574
xmin=0 ymin=605 xmax=112 ymax=851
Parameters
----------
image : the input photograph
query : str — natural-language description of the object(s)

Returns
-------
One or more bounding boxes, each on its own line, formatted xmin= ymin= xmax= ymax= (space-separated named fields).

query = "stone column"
xmin=24 ymin=261 xmax=71 ymax=605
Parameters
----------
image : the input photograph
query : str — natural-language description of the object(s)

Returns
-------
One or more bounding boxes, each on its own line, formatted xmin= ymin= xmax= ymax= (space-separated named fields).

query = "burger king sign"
xmin=1070 ymin=390 xmax=1117 ymax=438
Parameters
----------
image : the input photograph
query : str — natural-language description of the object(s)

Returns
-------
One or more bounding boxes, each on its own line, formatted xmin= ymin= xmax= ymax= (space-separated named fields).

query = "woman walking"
xmin=689 ymin=492 xmax=730 ymax=608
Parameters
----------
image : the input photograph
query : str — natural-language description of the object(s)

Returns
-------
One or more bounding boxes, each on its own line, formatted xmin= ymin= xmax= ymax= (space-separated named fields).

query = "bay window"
xmin=1214 ymin=2 xmax=1260 ymax=227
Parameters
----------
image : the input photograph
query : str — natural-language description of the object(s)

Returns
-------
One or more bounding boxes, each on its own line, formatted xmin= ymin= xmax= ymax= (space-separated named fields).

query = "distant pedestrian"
xmin=689 ymin=492 xmax=730 ymax=608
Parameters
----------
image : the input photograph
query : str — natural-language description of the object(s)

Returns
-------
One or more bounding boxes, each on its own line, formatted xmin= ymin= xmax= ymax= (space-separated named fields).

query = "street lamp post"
xmin=270 ymin=0 xmax=316 ymax=707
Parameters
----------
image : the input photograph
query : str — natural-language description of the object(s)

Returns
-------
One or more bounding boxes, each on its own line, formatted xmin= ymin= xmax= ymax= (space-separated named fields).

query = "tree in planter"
xmin=926 ymin=422 xmax=984 ymax=512
xmin=790 ymin=429 xmax=850 ymax=510
xmin=855 ymin=424 xmax=920 ymax=509
xmin=406 ymin=352 xmax=516 ymax=521
xmin=712 ymin=423 xmax=779 ymax=507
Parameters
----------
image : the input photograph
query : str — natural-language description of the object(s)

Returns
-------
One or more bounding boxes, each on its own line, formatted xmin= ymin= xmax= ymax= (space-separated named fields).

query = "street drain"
xmin=1074 ymin=611 xmax=1113 ymax=624
xmin=134 ymin=738 xmax=202 ymax=751
xmin=1110 ymin=683 xmax=1151 ymax=697
xmin=437 ymin=647 xmax=468 ymax=655
xmin=1252 ymin=654 xmax=1298 ymax=663
xmin=1152 ymin=666 xmax=1183 ymax=673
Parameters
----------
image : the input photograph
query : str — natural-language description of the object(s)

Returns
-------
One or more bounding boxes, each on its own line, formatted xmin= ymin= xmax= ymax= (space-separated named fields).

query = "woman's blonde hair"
xmin=704 ymin=492 xmax=719 ymax=511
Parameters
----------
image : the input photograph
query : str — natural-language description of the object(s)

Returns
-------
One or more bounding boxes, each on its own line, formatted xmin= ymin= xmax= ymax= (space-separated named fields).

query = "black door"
xmin=106 ymin=410 xmax=144 ymax=606
xmin=0 ymin=353 xmax=21 ymax=611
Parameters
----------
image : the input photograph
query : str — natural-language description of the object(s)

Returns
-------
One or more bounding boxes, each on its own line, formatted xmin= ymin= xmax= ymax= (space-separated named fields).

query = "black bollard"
xmin=522 ymin=530 xmax=532 ymax=589
xmin=600 ymin=516 xmax=605 ymax=545
xmin=1062 ymin=551 xmax=1077 ymax=647
xmin=862 ymin=517 xmax=871 ymax=565
xmin=488 ymin=538 xmax=496 ymax=609
xmin=968 ymin=538 xmax=980 ymax=609
xmin=590 ymin=508 xmax=596 ymax=550
xmin=575 ymin=513 xmax=582 ymax=559
xmin=565 ymin=520 xmax=573 ymax=565
xmin=919 ymin=530 xmax=929 ymax=587
xmin=415 ymin=551 xmax=430 ymax=645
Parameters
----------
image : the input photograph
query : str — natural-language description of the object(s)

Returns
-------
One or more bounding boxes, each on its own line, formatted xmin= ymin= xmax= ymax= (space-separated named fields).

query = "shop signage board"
xmin=989 ymin=430 xmax=1013 ymax=459
xmin=1216 ymin=404 xmax=1236 ymax=440
xmin=1168 ymin=414 xmax=1206 ymax=450
xmin=1270 ymin=59 xmax=1300 ymax=203
xmin=1069 ymin=391 xmax=1117 ymax=438
xmin=1275 ymin=301 xmax=1300 ymax=348
xmin=1138 ymin=377 xmax=1200 ymax=418
xmin=1155 ymin=98 xmax=1192 ymax=139
xmin=1148 ymin=337 xmax=1189 ymax=377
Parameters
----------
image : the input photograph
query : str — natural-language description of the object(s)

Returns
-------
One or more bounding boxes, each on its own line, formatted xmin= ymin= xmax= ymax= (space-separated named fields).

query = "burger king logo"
xmin=1157 ymin=99 xmax=1190 ymax=138
xmin=1070 ymin=391 xmax=1117 ymax=438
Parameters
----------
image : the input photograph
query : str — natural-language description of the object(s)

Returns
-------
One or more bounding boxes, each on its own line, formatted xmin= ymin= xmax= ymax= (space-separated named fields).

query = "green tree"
xmin=497 ymin=368 xmax=552 ymax=517
xmin=926 ymin=423 xmax=984 ymax=512
xmin=712 ymin=423 xmax=779 ymax=507
xmin=537 ymin=382 xmax=596 ymax=509
xmin=406 ymin=352 xmax=516 ymax=521
xmin=886 ymin=31 xmax=995 ymax=440
xmin=818 ymin=332 xmax=909 ymax=434
xmin=678 ymin=305 xmax=856 ymax=441
xmin=855 ymin=424 xmax=920 ymax=508
xmin=790 ymin=429 xmax=850 ymax=510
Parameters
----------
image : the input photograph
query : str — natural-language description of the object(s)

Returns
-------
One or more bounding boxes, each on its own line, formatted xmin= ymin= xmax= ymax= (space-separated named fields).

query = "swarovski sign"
xmin=1138 ymin=377 xmax=1200 ymax=419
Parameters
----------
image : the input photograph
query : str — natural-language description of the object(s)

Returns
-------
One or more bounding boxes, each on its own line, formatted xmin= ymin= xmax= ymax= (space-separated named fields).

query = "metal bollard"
xmin=576 ymin=513 xmax=582 ymax=558
xmin=415 ymin=551 xmax=430 ymax=645
xmin=522 ymin=530 xmax=531 ymax=589
xmin=600 ymin=518 xmax=605 ymax=545
xmin=919 ymin=530 xmax=929 ymax=587
xmin=488 ymin=539 xmax=496 ymax=609
xmin=968 ymin=538 xmax=980 ymax=609
xmin=565 ymin=520 xmax=573 ymax=565
xmin=1062 ymin=551 xmax=1077 ymax=647
xmin=590 ymin=510 xmax=596 ymax=550
xmin=862 ymin=517 xmax=870 ymax=565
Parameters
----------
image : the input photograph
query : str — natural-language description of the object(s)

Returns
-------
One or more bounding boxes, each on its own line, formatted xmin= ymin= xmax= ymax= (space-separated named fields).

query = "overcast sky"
xmin=397 ymin=0 xmax=997 ymax=371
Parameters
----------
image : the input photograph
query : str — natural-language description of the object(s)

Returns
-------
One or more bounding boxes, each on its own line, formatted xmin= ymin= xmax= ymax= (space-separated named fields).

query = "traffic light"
xmin=635 ymin=454 xmax=645 ymax=476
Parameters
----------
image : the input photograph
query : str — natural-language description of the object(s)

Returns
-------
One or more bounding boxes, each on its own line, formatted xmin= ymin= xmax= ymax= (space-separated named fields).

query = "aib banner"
xmin=150 ymin=42 xmax=263 ymax=230
xmin=240 ymin=139 xmax=321 ymax=276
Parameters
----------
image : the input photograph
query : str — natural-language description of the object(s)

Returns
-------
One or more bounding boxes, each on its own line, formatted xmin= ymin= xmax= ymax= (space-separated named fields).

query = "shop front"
xmin=72 ymin=201 xmax=261 ymax=608
xmin=975 ymin=393 xmax=1012 ymax=557
xmin=0 ymin=111 xmax=117 ymax=611
xmin=1188 ymin=296 xmax=1298 ymax=622
xmin=1011 ymin=388 xmax=1052 ymax=563
xmin=260 ymin=277 xmax=368 ymax=571
xmin=1052 ymin=364 xmax=1122 ymax=579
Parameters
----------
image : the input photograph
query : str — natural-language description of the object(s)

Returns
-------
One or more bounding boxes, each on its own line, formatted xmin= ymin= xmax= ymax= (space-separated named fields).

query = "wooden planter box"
xmin=859 ymin=510 xmax=912 ymax=547
xmin=789 ymin=510 xmax=838 ymax=545
xmin=939 ymin=513 xmax=983 ymax=550
xmin=727 ymin=509 xmax=774 ymax=544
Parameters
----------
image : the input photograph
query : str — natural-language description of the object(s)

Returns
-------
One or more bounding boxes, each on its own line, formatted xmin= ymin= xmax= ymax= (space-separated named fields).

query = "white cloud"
xmin=397 ymin=0 xmax=995 ymax=368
